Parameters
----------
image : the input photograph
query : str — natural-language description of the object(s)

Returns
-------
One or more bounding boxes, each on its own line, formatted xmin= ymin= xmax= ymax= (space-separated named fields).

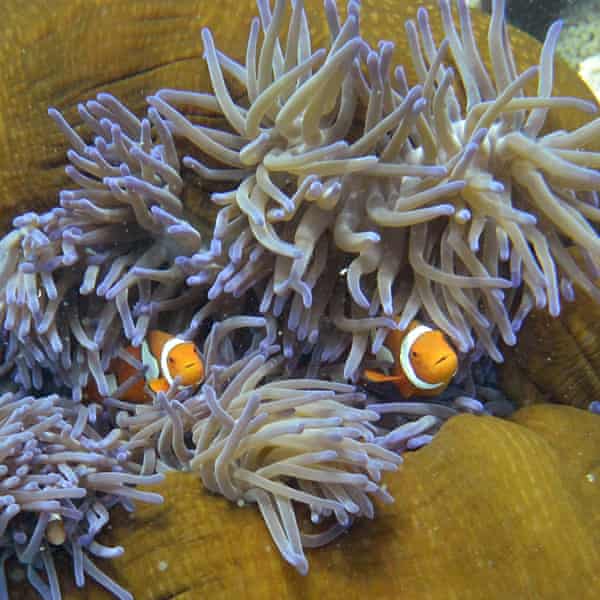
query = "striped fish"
xmin=363 ymin=320 xmax=458 ymax=398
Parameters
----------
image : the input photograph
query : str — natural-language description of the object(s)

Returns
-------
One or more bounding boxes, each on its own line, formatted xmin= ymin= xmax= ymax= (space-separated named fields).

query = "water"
xmin=476 ymin=0 xmax=600 ymax=98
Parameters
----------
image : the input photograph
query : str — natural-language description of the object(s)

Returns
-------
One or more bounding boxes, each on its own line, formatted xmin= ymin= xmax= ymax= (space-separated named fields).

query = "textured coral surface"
xmin=0 ymin=0 xmax=596 ymax=234
xmin=501 ymin=295 xmax=600 ymax=408
xmin=7 ymin=404 xmax=597 ymax=600
xmin=501 ymin=251 xmax=600 ymax=409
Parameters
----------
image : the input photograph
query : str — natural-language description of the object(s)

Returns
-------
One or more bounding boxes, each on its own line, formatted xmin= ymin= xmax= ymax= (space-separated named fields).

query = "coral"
xmin=115 ymin=315 xmax=483 ymax=573
xmin=5 ymin=0 xmax=600 ymax=386
xmin=0 ymin=0 xmax=254 ymax=234
xmin=499 ymin=251 xmax=600 ymax=409
xmin=11 ymin=0 xmax=597 ymax=399
xmin=15 ymin=404 xmax=596 ymax=600
xmin=0 ymin=78 xmax=481 ymax=588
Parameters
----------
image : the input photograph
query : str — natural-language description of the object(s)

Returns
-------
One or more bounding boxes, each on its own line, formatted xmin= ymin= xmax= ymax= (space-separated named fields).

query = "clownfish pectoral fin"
xmin=148 ymin=377 xmax=170 ymax=394
xmin=362 ymin=369 xmax=406 ymax=384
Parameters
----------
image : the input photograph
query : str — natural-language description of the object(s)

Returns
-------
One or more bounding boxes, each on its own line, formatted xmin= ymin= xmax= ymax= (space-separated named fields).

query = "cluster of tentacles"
xmin=2 ymin=0 xmax=600 ymax=391
xmin=0 ymin=0 xmax=599 ymax=597
xmin=0 ymin=391 xmax=163 ymax=599
xmin=111 ymin=315 xmax=489 ymax=575
xmin=154 ymin=0 xmax=600 ymax=374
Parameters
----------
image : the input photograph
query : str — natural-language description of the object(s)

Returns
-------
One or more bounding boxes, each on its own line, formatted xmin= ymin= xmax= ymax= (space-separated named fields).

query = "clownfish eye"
xmin=168 ymin=357 xmax=175 ymax=364
xmin=411 ymin=351 xmax=418 ymax=358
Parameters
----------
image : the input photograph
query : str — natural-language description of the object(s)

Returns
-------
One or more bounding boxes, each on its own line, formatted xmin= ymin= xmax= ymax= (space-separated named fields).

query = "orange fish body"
xmin=363 ymin=320 xmax=458 ymax=398
xmin=85 ymin=330 xmax=204 ymax=403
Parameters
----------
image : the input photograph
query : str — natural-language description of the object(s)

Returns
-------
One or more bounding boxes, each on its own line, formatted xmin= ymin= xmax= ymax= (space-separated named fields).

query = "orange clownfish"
xmin=86 ymin=330 xmax=205 ymax=403
xmin=363 ymin=320 xmax=458 ymax=398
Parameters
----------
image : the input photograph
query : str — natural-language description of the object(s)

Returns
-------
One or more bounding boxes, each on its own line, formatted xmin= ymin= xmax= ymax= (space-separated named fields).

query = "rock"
xmin=580 ymin=55 xmax=600 ymax=103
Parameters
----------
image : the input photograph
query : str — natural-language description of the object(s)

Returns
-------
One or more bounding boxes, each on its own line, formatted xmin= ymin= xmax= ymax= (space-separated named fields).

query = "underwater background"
xmin=481 ymin=0 xmax=600 ymax=98
xmin=0 ymin=0 xmax=599 ymax=598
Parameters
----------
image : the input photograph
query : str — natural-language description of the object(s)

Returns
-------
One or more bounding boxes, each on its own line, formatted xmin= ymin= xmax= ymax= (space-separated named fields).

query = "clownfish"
xmin=362 ymin=320 xmax=458 ymax=398
xmin=86 ymin=330 xmax=204 ymax=403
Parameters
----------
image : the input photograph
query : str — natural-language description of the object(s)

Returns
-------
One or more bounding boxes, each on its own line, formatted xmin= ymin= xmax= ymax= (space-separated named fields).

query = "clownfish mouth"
xmin=427 ymin=353 xmax=458 ymax=383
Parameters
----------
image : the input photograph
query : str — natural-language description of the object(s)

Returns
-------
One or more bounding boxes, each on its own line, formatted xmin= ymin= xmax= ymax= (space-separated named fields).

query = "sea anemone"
xmin=152 ymin=0 xmax=600 ymax=376
xmin=3 ymin=0 xmax=600 ymax=390
xmin=115 ymin=314 xmax=481 ymax=573
xmin=0 ymin=94 xmax=201 ymax=401
xmin=0 ymin=391 xmax=163 ymax=599
xmin=0 ymin=0 xmax=599 ymax=595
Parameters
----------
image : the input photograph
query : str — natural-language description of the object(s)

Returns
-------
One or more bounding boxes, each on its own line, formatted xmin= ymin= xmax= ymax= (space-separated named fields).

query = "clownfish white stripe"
xmin=141 ymin=340 xmax=160 ymax=381
xmin=160 ymin=337 xmax=188 ymax=386
xmin=399 ymin=325 xmax=444 ymax=391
